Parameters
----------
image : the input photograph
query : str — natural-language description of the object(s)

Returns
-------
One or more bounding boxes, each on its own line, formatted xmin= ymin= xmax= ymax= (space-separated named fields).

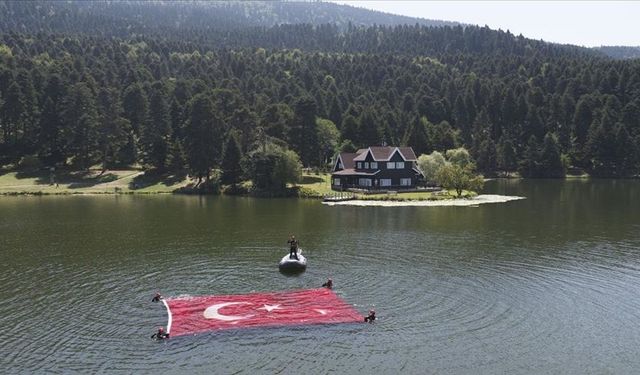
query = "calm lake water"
xmin=1 ymin=180 xmax=640 ymax=374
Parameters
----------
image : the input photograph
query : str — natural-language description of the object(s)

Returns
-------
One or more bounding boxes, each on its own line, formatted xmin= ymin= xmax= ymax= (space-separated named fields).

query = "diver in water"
xmin=322 ymin=278 xmax=333 ymax=289
xmin=151 ymin=327 xmax=169 ymax=340
xmin=151 ymin=292 xmax=162 ymax=303
xmin=287 ymin=235 xmax=299 ymax=260
xmin=364 ymin=310 xmax=376 ymax=323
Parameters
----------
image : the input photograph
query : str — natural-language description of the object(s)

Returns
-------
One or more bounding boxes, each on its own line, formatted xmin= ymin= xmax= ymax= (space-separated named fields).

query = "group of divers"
xmin=150 ymin=235 xmax=376 ymax=340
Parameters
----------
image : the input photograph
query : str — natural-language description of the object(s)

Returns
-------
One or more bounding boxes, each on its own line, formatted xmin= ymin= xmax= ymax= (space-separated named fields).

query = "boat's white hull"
xmin=278 ymin=251 xmax=307 ymax=272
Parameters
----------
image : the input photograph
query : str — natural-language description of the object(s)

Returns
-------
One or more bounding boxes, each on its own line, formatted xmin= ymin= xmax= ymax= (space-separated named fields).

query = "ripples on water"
xmin=1 ymin=182 xmax=640 ymax=374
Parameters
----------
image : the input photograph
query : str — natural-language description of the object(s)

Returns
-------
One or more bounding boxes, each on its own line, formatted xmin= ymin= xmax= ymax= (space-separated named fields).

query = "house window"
xmin=380 ymin=179 xmax=392 ymax=187
xmin=364 ymin=162 xmax=369 ymax=169
xmin=358 ymin=178 xmax=372 ymax=187
xmin=400 ymin=178 xmax=412 ymax=186
xmin=371 ymin=162 xmax=378 ymax=169
xmin=396 ymin=162 xmax=405 ymax=169
xmin=387 ymin=162 xmax=395 ymax=169
xmin=357 ymin=162 xmax=362 ymax=169
xmin=333 ymin=178 xmax=341 ymax=186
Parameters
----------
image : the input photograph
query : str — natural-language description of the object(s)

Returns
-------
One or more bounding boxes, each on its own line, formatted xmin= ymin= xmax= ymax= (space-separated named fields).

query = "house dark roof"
xmin=337 ymin=152 xmax=358 ymax=170
xmin=352 ymin=146 xmax=417 ymax=162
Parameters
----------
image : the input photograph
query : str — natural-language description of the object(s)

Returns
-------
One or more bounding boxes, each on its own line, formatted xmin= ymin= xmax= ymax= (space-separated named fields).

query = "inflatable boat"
xmin=278 ymin=250 xmax=307 ymax=272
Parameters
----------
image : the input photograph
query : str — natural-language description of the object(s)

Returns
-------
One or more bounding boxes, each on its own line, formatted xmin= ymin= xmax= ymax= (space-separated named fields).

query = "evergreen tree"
xmin=497 ymin=136 xmax=518 ymax=172
xmin=141 ymin=83 xmax=172 ymax=170
xmin=476 ymin=137 xmax=497 ymax=174
xmin=340 ymin=114 xmax=359 ymax=145
xmin=184 ymin=93 xmax=223 ymax=183
xmin=290 ymin=96 xmax=318 ymax=166
xmin=38 ymin=75 xmax=66 ymax=165
xmin=586 ymin=112 xmax=617 ymax=176
xmin=358 ymin=109 xmax=382 ymax=147
xmin=121 ymin=83 xmax=150 ymax=164
xmin=405 ymin=116 xmax=430 ymax=156
xmin=96 ymin=87 xmax=131 ymax=169
xmin=61 ymin=83 xmax=99 ymax=169
xmin=221 ymin=130 xmax=243 ymax=185
xmin=122 ymin=83 xmax=149 ymax=136
xmin=2 ymin=81 xmax=26 ymax=156
xmin=519 ymin=135 xmax=540 ymax=178
xmin=538 ymin=132 xmax=565 ymax=177
xmin=614 ymin=124 xmax=637 ymax=177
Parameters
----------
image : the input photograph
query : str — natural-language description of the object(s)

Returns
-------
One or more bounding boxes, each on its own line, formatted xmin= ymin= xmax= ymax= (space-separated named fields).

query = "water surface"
xmin=1 ymin=179 xmax=639 ymax=374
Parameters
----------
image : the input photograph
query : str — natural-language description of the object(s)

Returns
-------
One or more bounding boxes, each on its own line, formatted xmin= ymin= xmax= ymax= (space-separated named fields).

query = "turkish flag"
xmin=163 ymin=288 xmax=363 ymax=336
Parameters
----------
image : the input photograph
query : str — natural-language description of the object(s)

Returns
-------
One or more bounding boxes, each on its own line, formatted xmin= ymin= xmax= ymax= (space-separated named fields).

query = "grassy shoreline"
xmin=0 ymin=169 xmax=192 ymax=196
xmin=0 ymin=169 xmax=476 ymax=200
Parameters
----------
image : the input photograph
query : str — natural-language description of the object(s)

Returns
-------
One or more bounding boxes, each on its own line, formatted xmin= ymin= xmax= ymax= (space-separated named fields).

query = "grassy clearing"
xmin=0 ymin=169 xmax=193 ymax=195
xmin=295 ymin=173 xmax=334 ymax=197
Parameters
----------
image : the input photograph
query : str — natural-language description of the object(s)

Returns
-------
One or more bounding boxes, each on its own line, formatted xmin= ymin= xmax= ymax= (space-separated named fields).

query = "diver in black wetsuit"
xmin=151 ymin=292 xmax=162 ymax=303
xmin=287 ymin=235 xmax=299 ymax=260
xmin=151 ymin=327 xmax=169 ymax=340
xmin=364 ymin=310 xmax=376 ymax=323
xmin=322 ymin=278 xmax=333 ymax=289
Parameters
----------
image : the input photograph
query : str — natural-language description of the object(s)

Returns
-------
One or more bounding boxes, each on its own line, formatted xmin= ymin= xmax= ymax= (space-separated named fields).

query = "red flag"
xmin=163 ymin=288 xmax=363 ymax=336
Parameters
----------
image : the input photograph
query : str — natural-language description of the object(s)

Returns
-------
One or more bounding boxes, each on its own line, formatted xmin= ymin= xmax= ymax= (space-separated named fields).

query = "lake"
xmin=1 ymin=179 xmax=639 ymax=374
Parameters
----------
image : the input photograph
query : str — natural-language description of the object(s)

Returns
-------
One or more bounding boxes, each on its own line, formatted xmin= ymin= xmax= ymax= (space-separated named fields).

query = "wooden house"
xmin=331 ymin=146 xmax=424 ymax=190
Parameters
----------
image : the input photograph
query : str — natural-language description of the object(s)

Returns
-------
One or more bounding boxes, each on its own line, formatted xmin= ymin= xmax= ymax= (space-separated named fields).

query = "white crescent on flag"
xmin=203 ymin=302 xmax=253 ymax=321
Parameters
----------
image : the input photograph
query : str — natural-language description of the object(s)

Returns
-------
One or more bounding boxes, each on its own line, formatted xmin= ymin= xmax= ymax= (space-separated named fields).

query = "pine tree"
xmin=405 ymin=116 xmax=430 ymax=156
xmin=2 ymin=81 xmax=26 ymax=156
xmin=340 ymin=114 xmax=359 ymax=146
xmin=290 ymin=96 xmax=318 ymax=167
xmin=538 ymin=132 xmax=565 ymax=177
xmin=519 ymin=135 xmax=540 ymax=178
xmin=497 ymin=136 xmax=518 ymax=172
xmin=61 ymin=83 xmax=99 ymax=169
xmin=96 ymin=88 xmax=131 ymax=169
xmin=184 ymin=93 xmax=223 ymax=183
xmin=221 ymin=130 xmax=243 ymax=185
xmin=586 ymin=112 xmax=617 ymax=176
xmin=141 ymin=83 xmax=172 ymax=170
xmin=358 ymin=109 xmax=382 ymax=147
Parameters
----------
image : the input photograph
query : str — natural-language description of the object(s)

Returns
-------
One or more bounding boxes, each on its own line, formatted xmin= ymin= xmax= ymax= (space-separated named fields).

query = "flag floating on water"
xmin=162 ymin=288 xmax=363 ymax=336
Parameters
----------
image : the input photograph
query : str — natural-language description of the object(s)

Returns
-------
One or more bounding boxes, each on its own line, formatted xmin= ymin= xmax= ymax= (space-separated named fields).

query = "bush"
xmin=296 ymin=186 xmax=323 ymax=198
xmin=222 ymin=182 xmax=251 ymax=195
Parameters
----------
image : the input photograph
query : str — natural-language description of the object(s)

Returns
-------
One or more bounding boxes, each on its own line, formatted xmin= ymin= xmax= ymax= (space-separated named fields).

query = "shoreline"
xmin=322 ymin=194 xmax=525 ymax=207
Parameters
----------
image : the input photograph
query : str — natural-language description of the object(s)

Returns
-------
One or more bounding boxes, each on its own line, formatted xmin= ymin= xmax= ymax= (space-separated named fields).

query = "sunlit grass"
xmin=0 ymin=169 xmax=192 ymax=195
xmin=295 ymin=173 xmax=334 ymax=196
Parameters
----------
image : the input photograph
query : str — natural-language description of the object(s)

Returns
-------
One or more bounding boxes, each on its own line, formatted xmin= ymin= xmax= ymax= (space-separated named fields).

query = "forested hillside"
xmin=0 ymin=1 xmax=457 ymax=35
xmin=0 ymin=1 xmax=639 ymax=180
xmin=595 ymin=46 xmax=640 ymax=60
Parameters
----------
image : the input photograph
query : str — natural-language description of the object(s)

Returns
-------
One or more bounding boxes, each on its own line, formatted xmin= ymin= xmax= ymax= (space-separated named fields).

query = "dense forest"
xmin=0 ymin=1 xmax=458 ymax=35
xmin=593 ymin=46 xmax=640 ymax=60
xmin=0 ymin=0 xmax=639 ymax=182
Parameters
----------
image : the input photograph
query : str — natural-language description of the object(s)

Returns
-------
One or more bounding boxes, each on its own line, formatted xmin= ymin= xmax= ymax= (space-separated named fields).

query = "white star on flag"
xmin=258 ymin=304 xmax=282 ymax=312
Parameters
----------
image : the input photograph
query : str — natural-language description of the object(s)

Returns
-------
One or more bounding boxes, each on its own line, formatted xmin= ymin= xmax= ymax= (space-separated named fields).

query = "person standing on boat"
xmin=287 ymin=235 xmax=299 ymax=260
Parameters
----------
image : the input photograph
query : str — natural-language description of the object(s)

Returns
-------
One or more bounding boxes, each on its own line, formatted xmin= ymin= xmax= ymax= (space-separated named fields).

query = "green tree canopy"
xmin=445 ymin=147 xmax=473 ymax=168
xmin=436 ymin=163 xmax=484 ymax=198
xmin=417 ymin=151 xmax=447 ymax=184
